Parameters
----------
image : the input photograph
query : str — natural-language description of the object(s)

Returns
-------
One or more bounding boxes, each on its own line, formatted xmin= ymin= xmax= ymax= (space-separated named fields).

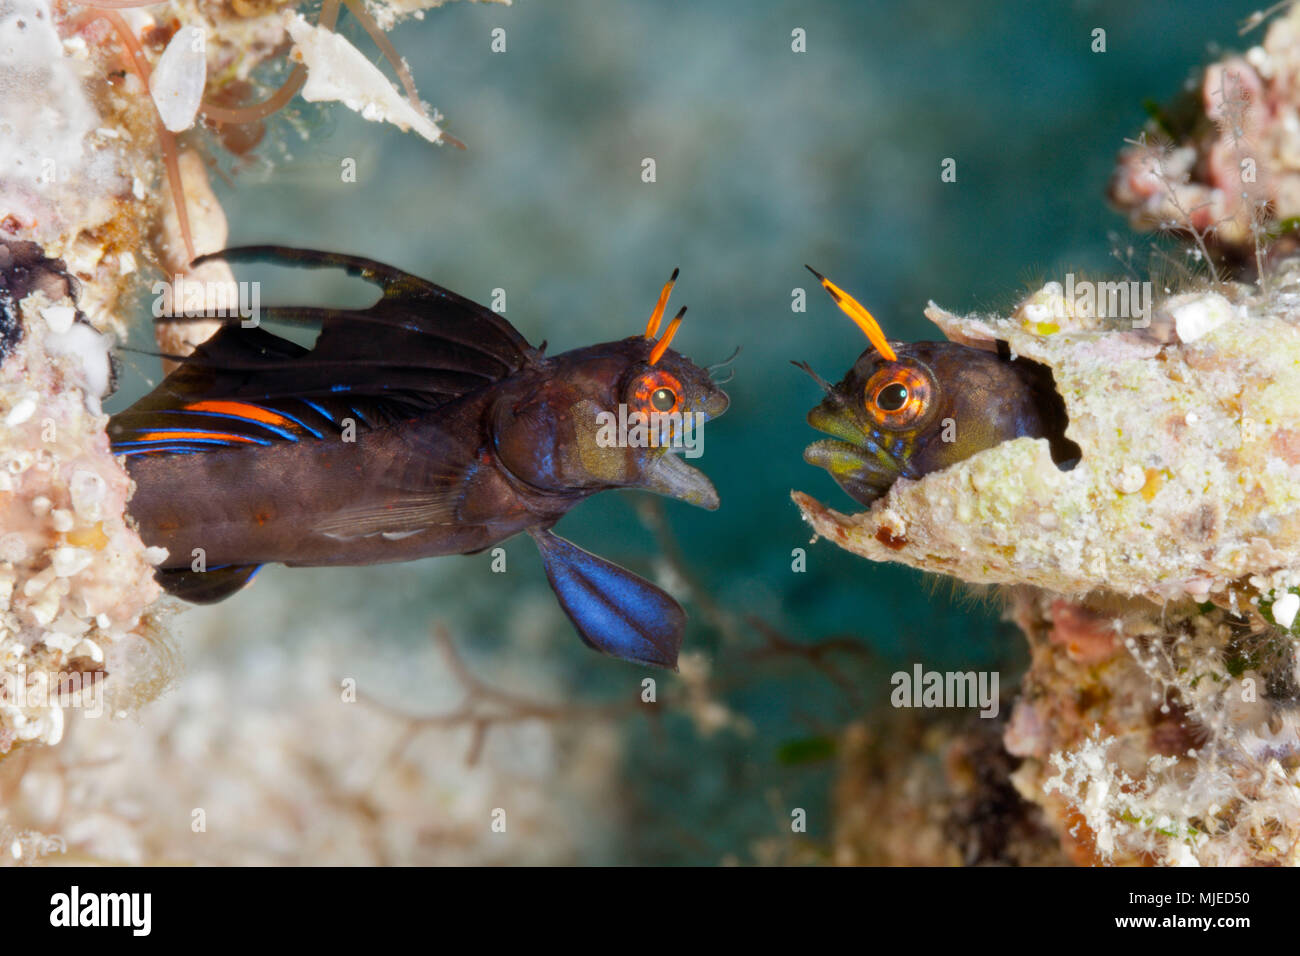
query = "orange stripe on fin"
xmin=185 ymin=400 xmax=296 ymax=429
xmin=137 ymin=430 xmax=261 ymax=444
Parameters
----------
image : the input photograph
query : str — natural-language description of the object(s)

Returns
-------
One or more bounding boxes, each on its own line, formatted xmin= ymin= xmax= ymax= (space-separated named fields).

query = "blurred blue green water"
xmin=111 ymin=0 xmax=1264 ymax=862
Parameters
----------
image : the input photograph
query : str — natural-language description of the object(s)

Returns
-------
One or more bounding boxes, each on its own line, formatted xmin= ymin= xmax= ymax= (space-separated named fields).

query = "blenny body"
xmin=799 ymin=267 xmax=1077 ymax=506
xmin=111 ymin=247 xmax=728 ymax=669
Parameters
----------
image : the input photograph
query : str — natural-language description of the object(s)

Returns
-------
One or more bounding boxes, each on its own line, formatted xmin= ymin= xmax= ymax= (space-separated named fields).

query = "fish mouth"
xmin=802 ymin=439 xmax=898 ymax=507
xmin=701 ymin=387 xmax=730 ymax=421
xmin=635 ymin=385 xmax=726 ymax=510
xmin=803 ymin=403 xmax=903 ymax=507
xmin=641 ymin=448 xmax=720 ymax=510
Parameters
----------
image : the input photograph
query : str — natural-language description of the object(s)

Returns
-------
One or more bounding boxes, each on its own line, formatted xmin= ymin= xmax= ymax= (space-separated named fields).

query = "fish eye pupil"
xmin=651 ymin=387 xmax=676 ymax=411
xmin=876 ymin=383 xmax=908 ymax=412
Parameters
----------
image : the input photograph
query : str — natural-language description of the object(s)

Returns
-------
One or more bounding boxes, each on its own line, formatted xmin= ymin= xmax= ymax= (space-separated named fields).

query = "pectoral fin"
xmin=529 ymin=529 xmax=685 ymax=669
xmin=154 ymin=563 xmax=263 ymax=604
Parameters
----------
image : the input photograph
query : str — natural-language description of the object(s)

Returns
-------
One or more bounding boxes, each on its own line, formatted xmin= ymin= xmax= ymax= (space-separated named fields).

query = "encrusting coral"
xmin=1006 ymin=588 xmax=1300 ymax=866
xmin=0 ymin=240 xmax=163 ymax=757
xmin=1111 ymin=4 xmax=1300 ymax=276
xmin=832 ymin=708 xmax=1069 ymax=866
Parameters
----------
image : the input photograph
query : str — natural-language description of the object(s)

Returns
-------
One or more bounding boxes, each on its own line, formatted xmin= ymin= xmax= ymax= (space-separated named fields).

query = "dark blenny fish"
xmin=110 ymin=247 xmax=729 ymax=669
xmin=798 ymin=267 xmax=1077 ymax=506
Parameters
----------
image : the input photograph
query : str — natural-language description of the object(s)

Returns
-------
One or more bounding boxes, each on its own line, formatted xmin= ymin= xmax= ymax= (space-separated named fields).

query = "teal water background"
xmin=113 ymin=0 xmax=1264 ymax=863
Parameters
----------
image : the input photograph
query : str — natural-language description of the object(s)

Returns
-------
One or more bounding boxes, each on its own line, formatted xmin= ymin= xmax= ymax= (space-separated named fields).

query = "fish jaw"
xmin=639 ymin=450 xmax=720 ymax=510
xmin=803 ymin=401 xmax=903 ymax=507
xmin=802 ymin=438 xmax=896 ymax=507
xmin=701 ymin=387 xmax=730 ymax=422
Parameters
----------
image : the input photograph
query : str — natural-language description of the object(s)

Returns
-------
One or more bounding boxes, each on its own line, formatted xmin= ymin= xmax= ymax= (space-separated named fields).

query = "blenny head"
xmin=798 ymin=267 xmax=1077 ymax=507
xmin=491 ymin=269 xmax=730 ymax=510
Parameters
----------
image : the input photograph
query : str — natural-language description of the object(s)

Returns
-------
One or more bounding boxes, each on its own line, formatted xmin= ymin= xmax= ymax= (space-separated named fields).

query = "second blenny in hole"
xmin=798 ymin=267 xmax=1078 ymax=508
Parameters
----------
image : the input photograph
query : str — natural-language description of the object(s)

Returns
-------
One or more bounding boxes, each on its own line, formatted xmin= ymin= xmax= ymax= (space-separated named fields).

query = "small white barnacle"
xmin=6 ymin=451 xmax=33 ymax=475
xmin=149 ymin=26 xmax=209 ymax=133
xmin=5 ymin=393 xmax=37 ymax=426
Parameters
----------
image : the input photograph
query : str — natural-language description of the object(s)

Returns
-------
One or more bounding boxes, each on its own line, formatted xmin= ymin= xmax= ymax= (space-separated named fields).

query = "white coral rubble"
xmin=0 ymin=287 xmax=161 ymax=755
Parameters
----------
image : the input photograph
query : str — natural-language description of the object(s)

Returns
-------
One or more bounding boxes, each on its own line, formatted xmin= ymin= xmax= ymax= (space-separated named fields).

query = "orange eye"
xmin=631 ymin=370 xmax=684 ymax=414
xmin=864 ymin=365 xmax=932 ymax=428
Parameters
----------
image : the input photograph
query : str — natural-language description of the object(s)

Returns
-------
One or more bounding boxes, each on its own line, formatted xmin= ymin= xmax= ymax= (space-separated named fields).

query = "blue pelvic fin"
xmin=529 ymin=529 xmax=685 ymax=669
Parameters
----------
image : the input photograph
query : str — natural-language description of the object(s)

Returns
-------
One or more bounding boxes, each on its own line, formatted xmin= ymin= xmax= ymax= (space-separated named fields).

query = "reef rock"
xmin=0 ymin=242 xmax=162 ymax=757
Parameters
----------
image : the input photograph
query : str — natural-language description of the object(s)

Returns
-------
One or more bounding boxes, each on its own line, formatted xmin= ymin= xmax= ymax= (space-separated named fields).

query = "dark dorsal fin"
xmin=109 ymin=325 xmax=391 ymax=454
xmin=206 ymin=246 xmax=536 ymax=387
xmin=110 ymin=246 xmax=537 ymax=457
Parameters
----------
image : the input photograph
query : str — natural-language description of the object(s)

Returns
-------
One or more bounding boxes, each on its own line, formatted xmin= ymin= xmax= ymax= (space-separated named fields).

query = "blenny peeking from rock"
xmin=109 ymin=247 xmax=729 ymax=670
xmin=797 ymin=267 xmax=1078 ymax=507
